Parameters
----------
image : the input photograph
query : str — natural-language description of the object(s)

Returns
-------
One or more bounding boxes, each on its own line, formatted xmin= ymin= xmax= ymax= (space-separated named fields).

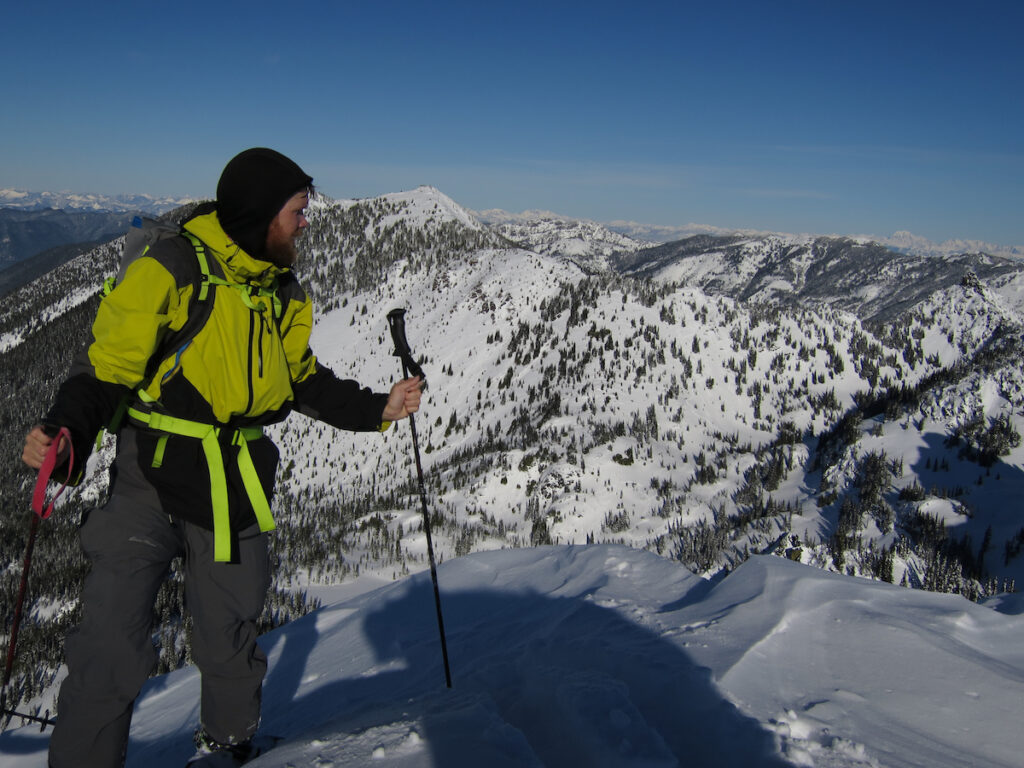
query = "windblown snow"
xmin=2 ymin=544 xmax=1021 ymax=767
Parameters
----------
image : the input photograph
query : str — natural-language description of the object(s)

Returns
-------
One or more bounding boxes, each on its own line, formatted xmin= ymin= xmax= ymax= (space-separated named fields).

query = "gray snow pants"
xmin=47 ymin=478 xmax=271 ymax=768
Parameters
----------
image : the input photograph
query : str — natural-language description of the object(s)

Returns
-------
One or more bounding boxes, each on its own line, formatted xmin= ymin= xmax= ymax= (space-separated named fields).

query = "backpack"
xmin=110 ymin=216 xmax=223 ymax=374
xmin=104 ymin=216 xmax=183 ymax=294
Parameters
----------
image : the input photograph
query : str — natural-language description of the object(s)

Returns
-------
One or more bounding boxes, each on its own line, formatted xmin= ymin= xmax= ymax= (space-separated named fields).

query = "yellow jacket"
xmin=47 ymin=206 xmax=388 ymax=543
xmin=90 ymin=209 xmax=315 ymax=424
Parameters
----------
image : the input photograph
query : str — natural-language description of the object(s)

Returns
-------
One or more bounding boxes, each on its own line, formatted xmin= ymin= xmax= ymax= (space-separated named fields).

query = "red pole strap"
xmin=31 ymin=427 xmax=74 ymax=519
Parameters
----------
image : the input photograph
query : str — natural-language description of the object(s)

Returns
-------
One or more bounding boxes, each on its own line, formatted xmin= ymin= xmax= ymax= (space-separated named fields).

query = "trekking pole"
xmin=1 ymin=426 xmax=72 ymax=731
xmin=386 ymin=308 xmax=452 ymax=689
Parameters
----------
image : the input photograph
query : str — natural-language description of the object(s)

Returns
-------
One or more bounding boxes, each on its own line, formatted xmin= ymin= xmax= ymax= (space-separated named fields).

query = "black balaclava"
xmin=216 ymin=148 xmax=313 ymax=260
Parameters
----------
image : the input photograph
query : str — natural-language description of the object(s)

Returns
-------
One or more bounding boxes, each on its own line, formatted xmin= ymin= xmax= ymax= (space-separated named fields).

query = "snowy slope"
xmin=2 ymin=544 xmax=1021 ymax=767
xmin=612 ymin=234 xmax=1024 ymax=323
xmin=475 ymin=208 xmax=651 ymax=273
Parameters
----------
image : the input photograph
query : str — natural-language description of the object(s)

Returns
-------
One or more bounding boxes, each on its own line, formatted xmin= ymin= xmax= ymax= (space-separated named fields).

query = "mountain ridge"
xmin=0 ymin=207 xmax=143 ymax=271
xmin=612 ymin=232 xmax=1024 ymax=323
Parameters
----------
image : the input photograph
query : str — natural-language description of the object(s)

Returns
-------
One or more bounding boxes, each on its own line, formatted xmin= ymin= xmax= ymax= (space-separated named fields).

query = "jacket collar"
xmin=184 ymin=210 xmax=287 ymax=288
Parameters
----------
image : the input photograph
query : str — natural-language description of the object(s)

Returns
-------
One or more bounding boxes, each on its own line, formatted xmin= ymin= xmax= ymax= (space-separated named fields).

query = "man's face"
xmin=265 ymin=190 xmax=310 ymax=267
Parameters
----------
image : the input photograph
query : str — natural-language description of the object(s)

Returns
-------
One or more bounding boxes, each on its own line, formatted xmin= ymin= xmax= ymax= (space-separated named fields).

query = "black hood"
xmin=215 ymin=148 xmax=313 ymax=259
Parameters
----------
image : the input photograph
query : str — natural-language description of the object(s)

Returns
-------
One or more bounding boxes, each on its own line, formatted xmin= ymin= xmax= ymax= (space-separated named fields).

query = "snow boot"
xmin=184 ymin=729 xmax=260 ymax=767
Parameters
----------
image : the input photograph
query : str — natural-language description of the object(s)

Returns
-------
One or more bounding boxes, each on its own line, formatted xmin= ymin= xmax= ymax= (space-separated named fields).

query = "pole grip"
xmin=387 ymin=308 xmax=426 ymax=383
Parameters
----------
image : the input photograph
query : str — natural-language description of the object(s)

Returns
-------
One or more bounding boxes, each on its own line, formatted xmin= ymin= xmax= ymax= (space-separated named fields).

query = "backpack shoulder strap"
xmin=181 ymin=230 xmax=216 ymax=302
xmin=274 ymin=270 xmax=305 ymax=320
xmin=146 ymin=232 xmax=219 ymax=377
xmin=98 ymin=231 xmax=220 ymax=445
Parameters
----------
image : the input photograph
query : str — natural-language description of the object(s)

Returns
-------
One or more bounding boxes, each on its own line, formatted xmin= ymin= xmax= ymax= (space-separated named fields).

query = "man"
xmin=22 ymin=148 xmax=422 ymax=767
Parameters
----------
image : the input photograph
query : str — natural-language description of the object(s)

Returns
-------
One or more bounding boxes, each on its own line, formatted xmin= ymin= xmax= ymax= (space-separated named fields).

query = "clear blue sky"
xmin=2 ymin=0 xmax=1022 ymax=246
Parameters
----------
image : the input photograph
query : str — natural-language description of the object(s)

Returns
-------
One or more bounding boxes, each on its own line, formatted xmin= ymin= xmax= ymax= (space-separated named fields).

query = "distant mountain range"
xmin=0 ymin=207 xmax=138 ymax=266
xmin=4 ymin=185 xmax=1020 ymax=272
xmin=0 ymin=189 xmax=196 ymax=293
xmin=611 ymin=232 xmax=1023 ymax=324
xmin=479 ymin=208 xmax=1024 ymax=262
xmin=0 ymin=187 xmax=193 ymax=214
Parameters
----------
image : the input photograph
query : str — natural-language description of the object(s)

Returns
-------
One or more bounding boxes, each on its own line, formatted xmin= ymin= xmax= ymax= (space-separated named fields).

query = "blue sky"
xmin=2 ymin=0 xmax=1022 ymax=246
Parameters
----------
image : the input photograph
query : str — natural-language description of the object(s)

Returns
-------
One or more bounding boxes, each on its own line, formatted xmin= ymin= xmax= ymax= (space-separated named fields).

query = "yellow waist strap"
xmin=127 ymin=406 xmax=276 ymax=562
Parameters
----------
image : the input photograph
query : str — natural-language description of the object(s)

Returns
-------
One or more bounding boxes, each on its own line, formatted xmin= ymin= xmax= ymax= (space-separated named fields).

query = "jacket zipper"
xmin=245 ymin=309 xmax=256 ymax=415
xmin=257 ymin=313 xmax=266 ymax=377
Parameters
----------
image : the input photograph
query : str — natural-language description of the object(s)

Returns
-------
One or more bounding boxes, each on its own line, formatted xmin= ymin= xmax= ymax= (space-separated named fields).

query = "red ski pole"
xmin=1 ymin=426 xmax=73 ymax=730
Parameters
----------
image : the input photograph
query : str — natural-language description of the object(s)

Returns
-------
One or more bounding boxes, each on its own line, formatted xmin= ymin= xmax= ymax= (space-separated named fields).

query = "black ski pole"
xmin=386 ymin=308 xmax=452 ymax=689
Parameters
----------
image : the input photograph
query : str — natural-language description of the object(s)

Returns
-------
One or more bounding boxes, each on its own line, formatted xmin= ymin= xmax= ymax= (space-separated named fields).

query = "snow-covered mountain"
xmin=478 ymin=205 xmax=1024 ymax=263
xmin=601 ymin=217 xmax=1024 ymax=262
xmin=2 ymin=545 xmax=1022 ymax=767
xmin=879 ymin=229 xmax=1024 ymax=261
xmin=2 ymin=184 xmax=1024 ymax=745
xmin=612 ymin=232 xmax=1024 ymax=322
xmin=0 ymin=187 xmax=192 ymax=214
xmin=0 ymin=189 xmax=194 ymax=281
xmin=474 ymin=207 xmax=651 ymax=273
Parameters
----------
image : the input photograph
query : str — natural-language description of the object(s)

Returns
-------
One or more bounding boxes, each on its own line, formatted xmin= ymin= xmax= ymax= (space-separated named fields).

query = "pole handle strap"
xmin=31 ymin=427 xmax=74 ymax=520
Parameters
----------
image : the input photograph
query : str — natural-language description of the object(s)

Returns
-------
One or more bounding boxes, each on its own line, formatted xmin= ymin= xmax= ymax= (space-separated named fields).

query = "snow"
xmin=377 ymin=186 xmax=482 ymax=232
xmin=0 ymin=188 xmax=192 ymax=214
xmin=3 ymin=544 xmax=1022 ymax=767
xmin=881 ymin=230 xmax=1024 ymax=262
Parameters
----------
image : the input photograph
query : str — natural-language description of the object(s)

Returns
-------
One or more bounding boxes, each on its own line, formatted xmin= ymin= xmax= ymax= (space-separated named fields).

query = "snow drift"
xmin=2 ymin=544 xmax=1022 ymax=767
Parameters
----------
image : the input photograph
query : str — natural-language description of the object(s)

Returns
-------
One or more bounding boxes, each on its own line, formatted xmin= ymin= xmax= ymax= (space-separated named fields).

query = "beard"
xmin=264 ymin=220 xmax=300 ymax=267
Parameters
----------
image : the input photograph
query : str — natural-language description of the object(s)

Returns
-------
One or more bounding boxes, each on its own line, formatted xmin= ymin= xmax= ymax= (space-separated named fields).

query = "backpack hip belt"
xmin=126 ymin=405 xmax=276 ymax=562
